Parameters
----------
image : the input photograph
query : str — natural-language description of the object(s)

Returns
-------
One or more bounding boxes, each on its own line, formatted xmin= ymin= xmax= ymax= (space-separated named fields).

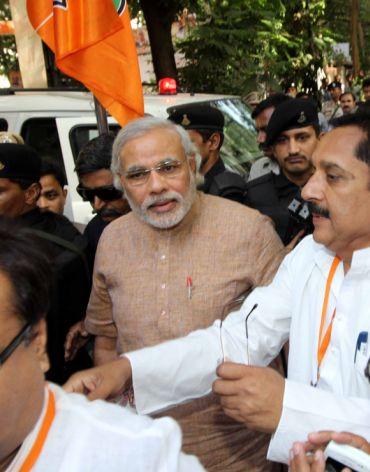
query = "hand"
xmin=290 ymin=431 xmax=370 ymax=472
xmin=63 ymin=356 xmax=132 ymax=401
xmin=305 ymin=430 xmax=370 ymax=455
xmin=64 ymin=321 xmax=91 ymax=361
xmin=212 ymin=362 xmax=285 ymax=433
xmin=289 ymin=442 xmax=326 ymax=472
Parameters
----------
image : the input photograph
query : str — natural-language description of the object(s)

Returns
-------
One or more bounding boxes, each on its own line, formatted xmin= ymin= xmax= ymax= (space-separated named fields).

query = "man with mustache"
xmin=248 ymin=93 xmax=291 ymax=181
xmin=80 ymin=117 xmax=285 ymax=471
xmin=245 ymin=98 xmax=319 ymax=244
xmin=339 ymin=91 xmax=358 ymax=115
xmin=75 ymin=133 xmax=131 ymax=271
xmin=66 ymin=111 xmax=370 ymax=466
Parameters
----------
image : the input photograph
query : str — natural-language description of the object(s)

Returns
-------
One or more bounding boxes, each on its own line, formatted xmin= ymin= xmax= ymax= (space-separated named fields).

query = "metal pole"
xmin=94 ymin=96 xmax=109 ymax=135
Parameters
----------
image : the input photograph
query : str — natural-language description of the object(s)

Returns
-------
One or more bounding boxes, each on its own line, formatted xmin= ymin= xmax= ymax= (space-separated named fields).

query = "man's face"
xmin=79 ymin=169 xmax=130 ymax=222
xmin=119 ymin=127 xmax=197 ymax=229
xmin=340 ymin=94 xmax=356 ymax=114
xmin=272 ymin=125 xmax=317 ymax=179
xmin=0 ymin=271 xmax=46 ymax=465
xmin=364 ymin=86 xmax=370 ymax=102
xmin=37 ymin=174 xmax=67 ymax=215
xmin=187 ymin=129 xmax=210 ymax=171
xmin=0 ymin=178 xmax=28 ymax=217
xmin=329 ymin=86 xmax=341 ymax=102
xmin=255 ymin=106 xmax=275 ymax=157
xmin=302 ymin=126 xmax=370 ymax=255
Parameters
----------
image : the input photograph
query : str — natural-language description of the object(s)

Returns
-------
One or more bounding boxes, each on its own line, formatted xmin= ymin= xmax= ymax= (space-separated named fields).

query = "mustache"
xmin=142 ymin=192 xmax=182 ymax=211
xmin=308 ymin=202 xmax=330 ymax=219
xmin=285 ymin=154 xmax=308 ymax=161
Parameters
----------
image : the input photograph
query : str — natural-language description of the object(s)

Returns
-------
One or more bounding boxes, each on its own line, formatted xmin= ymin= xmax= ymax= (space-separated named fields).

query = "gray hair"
xmin=111 ymin=116 xmax=203 ymax=190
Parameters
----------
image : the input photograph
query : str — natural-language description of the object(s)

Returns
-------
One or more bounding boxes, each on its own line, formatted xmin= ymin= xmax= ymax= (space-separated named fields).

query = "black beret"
xmin=0 ymin=144 xmax=41 ymax=182
xmin=265 ymin=98 xmax=319 ymax=146
xmin=167 ymin=103 xmax=224 ymax=132
xmin=327 ymin=81 xmax=342 ymax=91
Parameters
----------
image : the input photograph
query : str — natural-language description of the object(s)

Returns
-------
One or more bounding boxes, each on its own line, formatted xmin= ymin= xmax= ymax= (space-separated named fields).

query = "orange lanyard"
xmin=18 ymin=388 xmax=56 ymax=472
xmin=316 ymin=256 xmax=341 ymax=383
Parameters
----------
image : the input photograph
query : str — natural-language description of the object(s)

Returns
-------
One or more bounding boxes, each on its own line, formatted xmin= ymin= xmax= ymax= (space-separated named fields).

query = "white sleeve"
xmin=268 ymin=380 xmax=370 ymax=464
xmin=126 ymin=253 xmax=294 ymax=415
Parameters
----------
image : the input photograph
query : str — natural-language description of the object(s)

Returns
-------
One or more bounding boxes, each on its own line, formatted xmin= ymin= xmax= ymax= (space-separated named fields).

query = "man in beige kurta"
xmin=84 ymin=117 xmax=285 ymax=471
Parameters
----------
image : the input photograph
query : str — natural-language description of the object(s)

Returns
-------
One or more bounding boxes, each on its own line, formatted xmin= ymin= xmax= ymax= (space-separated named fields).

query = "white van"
xmin=0 ymin=89 xmax=260 ymax=224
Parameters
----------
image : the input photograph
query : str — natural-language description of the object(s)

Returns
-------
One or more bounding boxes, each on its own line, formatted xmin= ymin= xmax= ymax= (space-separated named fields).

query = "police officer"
xmin=168 ymin=103 xmax=247 ymax=203
xmin=245 ymin=98 xmax=319 ymax=245
xmin=322 ymin=81 xmax=343 ymax=122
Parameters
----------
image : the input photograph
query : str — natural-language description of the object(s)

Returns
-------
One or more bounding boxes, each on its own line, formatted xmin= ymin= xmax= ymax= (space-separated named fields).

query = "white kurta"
xmin=127 ymin=236 xmax=370 ymax=464
xmin=7 ymin=383 xmax=204 ymax=471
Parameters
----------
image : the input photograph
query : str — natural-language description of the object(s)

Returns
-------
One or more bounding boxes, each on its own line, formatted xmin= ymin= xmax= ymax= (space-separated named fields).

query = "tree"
xmin=0 ymin=0 xmax=19 ymax=78
xmin=129 ymin=0 xmax=199 ymax=81
xmin=177 ymin=0 xmax=337 ymax=96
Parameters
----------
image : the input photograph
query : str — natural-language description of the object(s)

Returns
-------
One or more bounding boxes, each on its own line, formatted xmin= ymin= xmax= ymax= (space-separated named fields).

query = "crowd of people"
xmin=0 ymin=75 xmax=370 ymax=472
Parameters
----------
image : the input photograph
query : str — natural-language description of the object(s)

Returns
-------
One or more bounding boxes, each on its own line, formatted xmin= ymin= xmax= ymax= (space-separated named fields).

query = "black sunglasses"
xmin=76 ymin=185 xmax=123 ymax=203
xmin=0 ymin=323 xmax=32 ymax=367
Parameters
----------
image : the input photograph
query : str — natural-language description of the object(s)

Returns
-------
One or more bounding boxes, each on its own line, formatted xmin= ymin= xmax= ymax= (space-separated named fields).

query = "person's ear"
xmin=30 ymin=319 xmax=50 ymax=374
xmin=188 ymin=154 xmax=197 ymax=174
xmin=24 ymin=182 xmax=41 ymax=206
xmin=62 ymin=187 xmax=68 ymax=199
xmin=208 ymin=132 xmax=221 ymax=151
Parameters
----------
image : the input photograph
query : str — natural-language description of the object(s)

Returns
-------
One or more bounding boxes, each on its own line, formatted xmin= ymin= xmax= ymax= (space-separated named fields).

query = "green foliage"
xmin=0 ymin=0 xmax=19 ymax=77
xmin=177 ymin=0 xmax=337 ymax=95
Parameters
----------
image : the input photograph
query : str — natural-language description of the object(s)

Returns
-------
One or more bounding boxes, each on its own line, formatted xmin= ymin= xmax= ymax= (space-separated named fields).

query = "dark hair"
xmin=75 ymin=133 xmax=115 ymax=177
xmin=40 ymin=158 xmax=67 ymax=187
xmin=363 ymin=78 xmax=370 ymax=89
xmin=197 ymin=129 xmax=224 ymax=149
xmin=0 ymin=219 xmax=51 ymax=326
xmin=332 ymin=111 xmax=370 ymax=166
xmin=251 ymin=94 xmax=292 ymax=119
xmin=296 ymin=92 xmax=309 ymax=99
xmin=339 ymin=91 xmax=356 ymax=101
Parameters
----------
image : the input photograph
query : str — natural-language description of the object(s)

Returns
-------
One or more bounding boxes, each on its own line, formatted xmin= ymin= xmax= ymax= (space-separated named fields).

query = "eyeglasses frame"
xmin=0 ymin=323 xmax=32 ymax=367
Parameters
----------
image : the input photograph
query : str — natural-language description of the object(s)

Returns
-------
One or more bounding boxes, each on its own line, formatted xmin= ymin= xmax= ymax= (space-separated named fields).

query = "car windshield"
xmin=212 ymin=98 xmax=261 ymax=176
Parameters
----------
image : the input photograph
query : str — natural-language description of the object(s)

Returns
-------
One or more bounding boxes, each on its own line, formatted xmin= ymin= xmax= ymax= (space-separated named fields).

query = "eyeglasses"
xmin=122 ymin=159 xmax=186 ymax=187
xmin=0 ymin=323 xmax=32 ymax=367
xmin=76 ymin=185 xmax=123 ymax=203
xmin=219 ymin=298 xmax=258 ymax=364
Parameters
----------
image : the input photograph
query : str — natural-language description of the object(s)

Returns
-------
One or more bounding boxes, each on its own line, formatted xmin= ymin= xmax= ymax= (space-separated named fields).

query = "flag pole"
xmin=94 ymin=96 xmax=109 ymax=135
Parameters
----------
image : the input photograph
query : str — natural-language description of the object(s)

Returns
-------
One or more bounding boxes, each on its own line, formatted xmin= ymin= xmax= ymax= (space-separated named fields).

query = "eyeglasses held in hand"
xmin=76 ymin=185 xmax=123 ymax=203
xmin=122 ymin=159 xmax=186 ymax=187
xmin=0 ymin=323 xmax=32 ymax=367
xmin=218 ymin=288 xmax=258 ymax=364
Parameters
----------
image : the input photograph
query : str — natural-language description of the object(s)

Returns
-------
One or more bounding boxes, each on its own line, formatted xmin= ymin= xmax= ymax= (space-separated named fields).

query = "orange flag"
xmin=27 ymin=0 xmax=144 ymax=126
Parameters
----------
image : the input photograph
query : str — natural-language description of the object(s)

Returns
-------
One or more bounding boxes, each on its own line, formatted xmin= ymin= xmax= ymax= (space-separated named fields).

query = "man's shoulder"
xmin=286 ymin=234 xmax=320 ymax=267
xmin=97 ymin=212 xmax=139 ymax=242
xmin=33 ymin=211 xmax=87 ymax=250
xmin=245 ymin=172 xmax=274 ymax=190
xmin=200 ymin=192 xmax=269 ymax=227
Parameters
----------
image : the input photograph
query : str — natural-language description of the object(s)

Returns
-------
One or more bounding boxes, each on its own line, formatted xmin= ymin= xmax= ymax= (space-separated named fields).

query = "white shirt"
xmin=127 ymin=236 xmax=370 ymax=464
xmin=7 ymin=383 xmax=204 ymax=471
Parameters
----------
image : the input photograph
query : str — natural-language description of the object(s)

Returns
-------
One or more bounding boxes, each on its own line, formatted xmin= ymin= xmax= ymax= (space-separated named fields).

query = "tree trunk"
xmin=140 ymin=0 xmax=178 ymax=82
xmin=350 ymin=0 xmax=360 ymax=76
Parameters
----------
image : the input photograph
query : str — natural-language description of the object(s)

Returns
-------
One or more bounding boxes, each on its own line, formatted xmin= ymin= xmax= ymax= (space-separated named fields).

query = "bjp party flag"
xmin=27 ymin=0 xmax=144 ymax=126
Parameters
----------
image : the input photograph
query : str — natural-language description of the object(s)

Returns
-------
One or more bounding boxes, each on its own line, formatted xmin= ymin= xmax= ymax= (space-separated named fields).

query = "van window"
xmin=69 ymin=124 xmax=120 ymax=162
xmin=20 ymin=118 xmax=65 ymax=171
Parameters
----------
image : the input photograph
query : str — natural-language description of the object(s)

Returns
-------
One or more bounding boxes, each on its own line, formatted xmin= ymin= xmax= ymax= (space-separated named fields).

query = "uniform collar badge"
xmin=297 ymin=111 xmax=307 ymax=124
xmin=181 ymin=114 xmax=191 ymax=126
